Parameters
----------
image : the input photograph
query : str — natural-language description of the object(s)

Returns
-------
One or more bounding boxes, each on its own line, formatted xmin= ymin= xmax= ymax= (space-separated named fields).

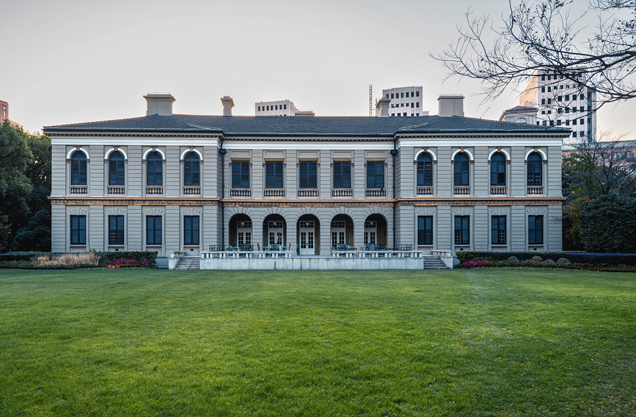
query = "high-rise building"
xmin=255 ymin=99 xmax=298 ymax=116
xmin=381 ymin=86 xmax=428 ymax=117
xmin=519 ymin=70 xmax=597 ymax=144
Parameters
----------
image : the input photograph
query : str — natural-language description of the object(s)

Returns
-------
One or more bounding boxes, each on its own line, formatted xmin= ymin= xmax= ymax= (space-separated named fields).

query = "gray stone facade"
xmin=44 ymin=97 xmax=568 ymax=262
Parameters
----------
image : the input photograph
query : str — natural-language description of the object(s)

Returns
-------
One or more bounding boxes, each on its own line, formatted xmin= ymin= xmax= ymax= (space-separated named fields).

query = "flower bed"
xmin=106 ymin=259 xmax=151 ymax=268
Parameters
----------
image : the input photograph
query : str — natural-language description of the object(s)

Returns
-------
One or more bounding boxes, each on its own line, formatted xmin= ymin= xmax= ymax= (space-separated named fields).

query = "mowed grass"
xmin=1 ymin=269 xmax=635 ymax=416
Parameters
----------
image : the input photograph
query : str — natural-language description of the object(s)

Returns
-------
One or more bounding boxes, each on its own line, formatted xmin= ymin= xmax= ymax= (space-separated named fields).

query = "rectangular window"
xmin=232 ymin=160 xmax=250 ymax=189
xmin=541 ymin=86 xmax=545 ymax=93
xmin=580 ymin=131 xmax=585 ymax=137
xmin=391 ymin=93 xmax=394 ymax=99
xmin=258 ymin=106 xmax=260 ymax=111
xmin=564 ymin=94 xmax=569 ymax=101
xmin=108 ymin=215 xmax=124 ymax=246
xmin=580 ymin=94 xmax=585 ymax=100
xmin=416 ymin=102 xmax=419 ymax=108
xmin=386 ymin=94 xmax=389 ymax=98
xmin=558 ymin=108 xmax=563 ymax=114
xmin=1 ymin=105 xmax=5 ymax=118
xmin=284 ymin=104 xmax=287 ymax=109
xmin=565 ymin=120 xmax=570 ymax=125
xmin=547 ymin=99 xmax=552 ymax=104
xmin=146 ymin=216 xmax=162 ymax=245
xmin=454 ymin=216 xmax=469 ymax=245
xmin=541 ymin=98 xmax=545 ymax=105
xmin=401 ymin=103 xmax=404 ymax=107
xmin=411 ymin=92 xmax=414 ymax=97
xmin=565 ymin=107 xmax=570 ymax=113
xmin=572 ymin=132 xmax=577 ymax=137
xmin=70 ymin=215 xmax=86 ymax=245
xmin=366 ymin=161 xmax=385 ymax=189
xmin=184 ymin=216 xmax=199 ymax=246
xmin=558 ymin=96 xmax=562 ymax=101
xmin=547 ymin=86 xmax=551 ymax=92
xmin=418 ymin=216 xmax=433 ymax=245
xmin=299 ymin=161 xmax=318 ymax=189
xmin=557 ymin=120 xmax=561 ymax=125
xmin=572 ymin=119 xmax=577 ymax=125
xmin=71 ymin=158 xmax=87 ymax=185
xmin=411 ymin=103 xmax=414 ymax=108
xmin=333 ymin=161 xmax=351 ymax=189
xmin=491 ymin=216 xmax=506 ymax=245
xmin=528 ymin=215 xmax=544 ymax=245
xmin=416 ymin=91 xmax=419 ymax=97
xmin=265 ymin=161 xmax=284 ymax=189
xmin=401 ymin=93 xmax=404 ymax=98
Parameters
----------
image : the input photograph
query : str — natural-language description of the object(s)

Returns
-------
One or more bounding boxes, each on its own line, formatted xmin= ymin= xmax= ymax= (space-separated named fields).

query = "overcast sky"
xmin=1 ymin=0 xmax=634 ymax=137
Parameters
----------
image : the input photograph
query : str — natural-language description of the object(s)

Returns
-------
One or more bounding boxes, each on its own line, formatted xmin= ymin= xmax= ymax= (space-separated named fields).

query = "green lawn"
xmin=1 ymin=268 xmax=635 ymax=416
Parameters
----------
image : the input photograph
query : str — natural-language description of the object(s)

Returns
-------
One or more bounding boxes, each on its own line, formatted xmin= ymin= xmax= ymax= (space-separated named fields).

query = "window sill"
xmin=454 ymin=245 xmax=470 ymax=250
xmin=183 ymin=245 xmax=200 ymax=248
xmin=146 ymin=245 xmax=162 ymax=248
xmin=70 ymin=245 xmax=86 ymax=249
xmin=491 ymin=245 xmax=507 ymax=249
xmin=528 ymin=245 xmax=544 ymax=250
xmin=108 ymin=245 xmax=125 ymax=248
xmin=418 ymin=245 xmax=433 ymax=248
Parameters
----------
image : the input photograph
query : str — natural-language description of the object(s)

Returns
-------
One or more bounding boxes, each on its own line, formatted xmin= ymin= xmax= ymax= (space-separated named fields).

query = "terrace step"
xmin=423 ymin=257 xmax=449 ymax=269
xmin=175 ymin=256 xmax=200 ymax=270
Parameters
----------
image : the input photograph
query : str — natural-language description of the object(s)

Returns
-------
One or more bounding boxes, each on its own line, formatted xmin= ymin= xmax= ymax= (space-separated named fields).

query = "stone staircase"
xmin=175 ymin=256 xmax=200 ymax=270
xmin=423 ymin=256 xmax=449 ymax=269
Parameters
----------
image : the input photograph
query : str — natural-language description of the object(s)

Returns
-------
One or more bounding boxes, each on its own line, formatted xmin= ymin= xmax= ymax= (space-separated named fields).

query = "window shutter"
xmin=343 ymin=162 xmax=351 ymax=188
xmin=367 ymin=162 xmax=375 ymax=188
xmin=232 ymin=162 xmax=241 ymax=188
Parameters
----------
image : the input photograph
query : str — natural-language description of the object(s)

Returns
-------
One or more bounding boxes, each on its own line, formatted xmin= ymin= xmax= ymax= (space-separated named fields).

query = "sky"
xmin=0 ymin=0 xmax=634 ymax=137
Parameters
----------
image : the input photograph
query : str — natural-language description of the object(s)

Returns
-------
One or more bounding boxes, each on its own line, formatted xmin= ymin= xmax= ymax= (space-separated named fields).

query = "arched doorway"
xmin=229 ymin=214 xmax=253 ymax=250
xmin=263 ymin=214 xmax=286 ymax=249
xmin=297 ymin=214 xmax=320 ymax=255
xmin=364 ymin=214 xmax=388 ymax=249
xmin=330 ymin=214 xmax=354 ymax=249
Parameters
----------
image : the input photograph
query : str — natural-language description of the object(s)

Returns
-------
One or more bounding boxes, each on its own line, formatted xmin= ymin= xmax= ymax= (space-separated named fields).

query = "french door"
xmin=299 ymin=220 xmax=315 ymax=255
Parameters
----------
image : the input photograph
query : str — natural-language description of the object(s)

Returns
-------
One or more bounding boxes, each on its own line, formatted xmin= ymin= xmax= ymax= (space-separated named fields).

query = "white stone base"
xmin=200 ymin=256 xmax=432 ymax=270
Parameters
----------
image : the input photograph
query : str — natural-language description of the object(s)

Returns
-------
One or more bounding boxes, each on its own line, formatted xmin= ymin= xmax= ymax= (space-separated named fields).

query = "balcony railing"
xmin=146 ymin=186 xmax=163 ymax=195
xmin=69 ymin=185 xmax=87 ymax=195
xmin=490 ymin=186 xmax=507 ymax=195
xmin=366 ymin=188 xmax=386 ymax=197
xmin=107 ymin=185 xmax=126 ymax=195
xmin=453 ymin=186 xmax=471 ymax=195
xmin=298 ymin=189 xmax=319 ymax=198
xmin=417 ymin=186 xmax=433 ymax=196
xmin=332 ymin=188 xmax=353 ymax=197
xmin=230 ymin=189 xmax=251 ymax=197
xmin=183 ymin=186 xmax=201 ymax=195
xmin=527 ymin=186 xmax=544 ymax=195
xmin=264 ymin=189 xmax=285 ymax=198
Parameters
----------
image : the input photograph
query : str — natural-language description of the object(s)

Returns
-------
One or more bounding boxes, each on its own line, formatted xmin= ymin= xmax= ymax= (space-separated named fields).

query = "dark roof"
xmin=503 ymin=105 xmax=537 ymax=112
xmin=43 ymin=114 xmax=569 ymax=136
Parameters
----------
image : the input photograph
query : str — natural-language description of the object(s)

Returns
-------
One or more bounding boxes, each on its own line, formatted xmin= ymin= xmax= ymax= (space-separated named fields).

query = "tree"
xmin=578 ymin=193 xmax=636 ymax=252
xmin=433 ymin=0 xmax=636 ymax=112
xmin=0 ymin=121 xmax=33 ymax=221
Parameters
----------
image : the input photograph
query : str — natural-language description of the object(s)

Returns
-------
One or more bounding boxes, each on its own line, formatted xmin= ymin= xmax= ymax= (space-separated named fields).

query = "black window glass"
xmin=71 ymin=151 xmax=87 ymax=185
xmin=70 ymin=215 xmax=86 ymax=245
xmin=184 ymin=216 xmax=199 ymax=245
xmin=146 ymin=151 xmax=163 ymax=186
xmin=232 ymin=160 xmax=250 ymax=189
xmin=527 ymin=153 xmax=543 ymax=185
xmin=109 ymin=215 xmax=124 ymax=245
xmin=454 ymin=216 xmax=470 ymax=245
xmin=528 ymin=215 xmax=544 ymax=245
xmin=333 ymin=161 xmax=351 ymax=189
xmin=366 ymin=161 xmax=385 ymax=189
xmin=265 ymin=161 xmax=284 ymax=189
xmin=454 ymin=153 xmax=470 ymax=186
xmin=416 ymin=153 xmax=433 ymax=186
xmin=490 ymin=152 xmax=506 ymax=186
xmin=109 ymin=152 xmax=125 ymax=186
xmin=184 ymin=153 xmax=200 ymax=186
xmin=146 ymin=216 xmax=162 ymax=245
xmin=491 ymin=216 xmax=506 ymax=244
xmin=299 ymin=161 xmax=317 ymax=189
xmin=418 ymin=216 xmax=433 ymax=245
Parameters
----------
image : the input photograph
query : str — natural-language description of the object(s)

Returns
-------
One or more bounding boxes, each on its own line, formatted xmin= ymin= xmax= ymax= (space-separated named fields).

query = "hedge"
xmin=0 ymin=253 xmax=50 ymax=262
xmin=100 ymin=251 xmax=158 ymax=267
xmin=456 ymin=251 xmax=636 ymax=267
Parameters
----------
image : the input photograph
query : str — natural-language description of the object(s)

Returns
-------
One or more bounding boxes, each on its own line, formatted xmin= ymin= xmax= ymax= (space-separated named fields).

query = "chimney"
xmin=375 ymin=97 xmax=390 ymax=117
xmin=221 ymin=96 xmax=234 ymax=116
xmin=437 ymin=95 xmax=464 ymax=117
xmin=144 ymin=93 xmax=175 ymax=116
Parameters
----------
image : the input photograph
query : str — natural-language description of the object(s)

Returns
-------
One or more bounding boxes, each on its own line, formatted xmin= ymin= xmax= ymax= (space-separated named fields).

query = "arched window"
xmin=527 ymin=152 xmax=543 ymax=185
xmin=490 ymin=152 xmax=506 ymax=186
xmin=184 ymin=152 xmax=200 ymax=186
xmin=417 ymin=153 xmax=433 ymax=186
xmin=454 ymin=152 xmax=469 ymax=186
xmin=108 ymin=151 xmax=125 ymax=186
xmin=147 ymin=152 xmax=163 ymax=186
xmin=71 ymin=151 xmax=87 ymax=185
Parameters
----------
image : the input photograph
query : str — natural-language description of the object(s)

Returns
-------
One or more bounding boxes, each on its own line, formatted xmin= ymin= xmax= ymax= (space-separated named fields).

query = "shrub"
xmin=578 ymin=194 xmax=636 ymax=253
xmin=544 ymin=259 xmax=556 ymax=266
xmin=31 ymin=252 xmax=101 ymax=267
xmin=531 ymin=256 xmax=543 ymax=263
xmin=100 ymin=251 xmax=157 ymax=267
xmin=557 ymin=258 xmax=571 ymax=265
xmin=451 ymin=251 xmax=636 ymax=267
xmin=465 ymin=260 xmax=489 ymax=268
xmin=106 ymin=259 xmax=151 ymax=268
xmin=507 ymin=256 xmax=520 ymax=265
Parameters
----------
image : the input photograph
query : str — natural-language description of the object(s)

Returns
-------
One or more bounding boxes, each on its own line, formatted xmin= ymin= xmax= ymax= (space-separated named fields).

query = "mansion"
xmin=44 ymin=93 xmax=568 ymax=267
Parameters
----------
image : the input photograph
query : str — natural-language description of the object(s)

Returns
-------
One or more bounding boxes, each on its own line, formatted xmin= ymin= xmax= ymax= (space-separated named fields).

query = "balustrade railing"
xmin=107 ymin=185 xmax=126 ymax=195
xmin=297 ymin=189 xmax=319 ymax=198
xmin=230 ymin=189 xmax=251 ymax=197
xmin=264 ymin=189 xmax=285 ymax=197
xmin=417 ymin=186 xmax=433 ymax=196
xmin=183 ymin=186 xmax=201 ymax=195
xmin=332 ymin=188 xmax=353 ymax=197
xmin=453 ymin=186 xmax=471 ymax=196
xmin=527 ymin=186 xmax=544 ymax=195
xmin=366 ymin=188 xmax=386 ymax=197
xmin=490 ymin=186 xmax=507 ymax=195
xmin=146 ymin=186 xmax=163 ymax=195
xmin=69 ymin=185 xmax=87 ymax=195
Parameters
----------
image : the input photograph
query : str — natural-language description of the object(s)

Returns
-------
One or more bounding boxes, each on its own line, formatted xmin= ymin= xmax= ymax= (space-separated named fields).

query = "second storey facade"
xmin=44 ymin=94 xmax=568 ymax=260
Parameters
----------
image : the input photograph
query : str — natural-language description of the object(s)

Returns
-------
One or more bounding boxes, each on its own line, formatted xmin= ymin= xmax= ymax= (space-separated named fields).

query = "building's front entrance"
xmin=268 ymin=221 xmax=284 ymax=246
xmin=299 ymin=220 xmax=315 ymax=255
xmin=364 ymin=220 xmax=377 ymax=246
